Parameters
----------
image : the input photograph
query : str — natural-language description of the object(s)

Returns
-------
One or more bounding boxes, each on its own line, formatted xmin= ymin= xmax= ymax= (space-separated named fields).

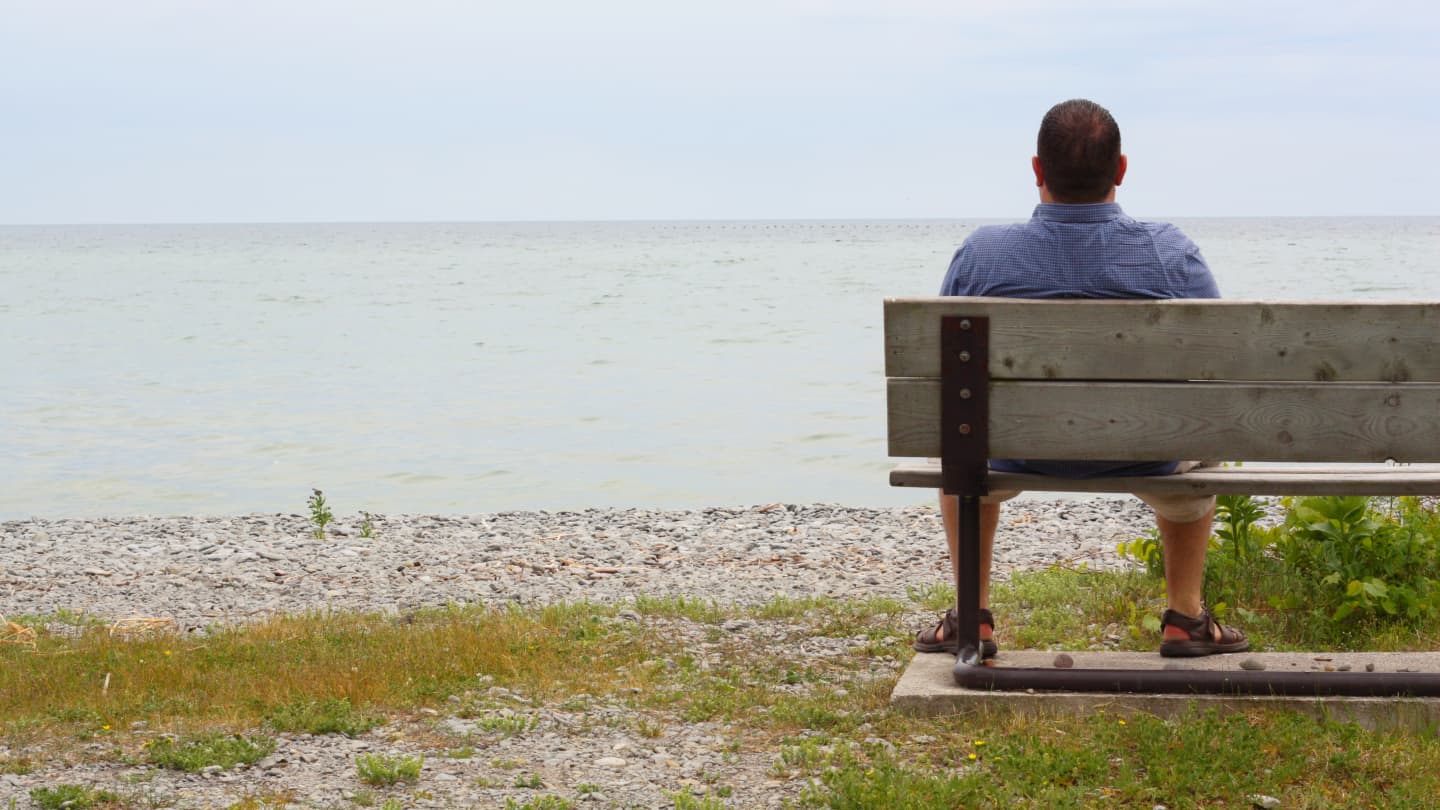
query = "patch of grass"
xmin=145 ymin=733 xmax=275 ymax=772
xmin=265 ymin=697 xmax=381 ymax=737
xmin=225 ymin=791 xmax=299 ymax=810
xmin=905 ymin=581 xmax=953 ymax=611
xmin=29 ymin=784 xmax=122 ymax=810
xmin=670 ymin=791 xmax=728 ymax=809
xmin=631 ymin=594 xmax=727 ymax=623
xmin=634 ymin=716 xmax=665 ymax=738
xmin=477 ymin=714 xmax=534 ymax=736
xmin=503 ymin=797 xmax=574 ymax=810
xmin=0 ymin=755 xmax=35 ymax=774
xmin=798 ymin=708 xmax=1440 ymax=808
xmin=991 ymin=566 xmax=1166 ymax=652
xmin=513 ymin=771 xmax=544 ymax=788
xmin=356 ymin=752 xmax=423 ymax=786
xmin=0 ymin=602 xmax=660 ymax=736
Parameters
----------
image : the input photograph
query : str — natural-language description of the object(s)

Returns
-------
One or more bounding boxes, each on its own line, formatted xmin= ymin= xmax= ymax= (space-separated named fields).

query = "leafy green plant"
xmin=1203 ymin=495 xmax=1280 ymax=620
xmin=359 ymin=511 xmax=377 ymax=539
xmin=1275 ymin=496 xmax=1440 ymax=625
xmin=356 ymin=752 xmax=423 ymax=786
xmin=265 ymin=697 xmax=381 ymax=737
xmin=1116 ymin=528 xmax=1164 ymax=579
xmin=1215 ymin=494 xmax=1267 ymax=563
xmin=29 ymin=785 xmax=121 ymax=810
xmin=146 ymin=733 xmax=276 ymax=771
xmin=308 ymin=488 xmax=334 ymax=539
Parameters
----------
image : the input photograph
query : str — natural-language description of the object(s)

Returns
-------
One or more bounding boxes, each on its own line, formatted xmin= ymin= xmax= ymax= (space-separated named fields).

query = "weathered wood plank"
xmin=888 ymin=461 xmax=1440 ymax=495
xmin=885 ymin=298 xmax=1440 ymax=381
xmin=887 ymin=379 xmax=1440 ymax=461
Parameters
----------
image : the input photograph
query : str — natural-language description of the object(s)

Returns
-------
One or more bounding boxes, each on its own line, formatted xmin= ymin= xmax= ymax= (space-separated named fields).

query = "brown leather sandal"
xmin=1159 ymin=608 xmax=1249 ymax=657
xmin=913 ymin=607 xmax=998 ymax=658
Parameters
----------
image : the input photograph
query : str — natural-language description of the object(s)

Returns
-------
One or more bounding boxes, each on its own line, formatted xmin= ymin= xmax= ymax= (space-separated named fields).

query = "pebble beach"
xmin=1 ymin=498 xmax=1157 ymax=808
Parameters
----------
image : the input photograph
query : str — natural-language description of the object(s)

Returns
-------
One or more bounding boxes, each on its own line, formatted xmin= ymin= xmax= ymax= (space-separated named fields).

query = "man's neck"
xmin=1038 ymin=189 xmax=1117 ymax=205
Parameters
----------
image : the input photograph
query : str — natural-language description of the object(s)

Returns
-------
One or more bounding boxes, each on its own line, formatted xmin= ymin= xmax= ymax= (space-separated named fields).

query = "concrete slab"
xmin=892 ymin=651 xmax=1440 ymax=732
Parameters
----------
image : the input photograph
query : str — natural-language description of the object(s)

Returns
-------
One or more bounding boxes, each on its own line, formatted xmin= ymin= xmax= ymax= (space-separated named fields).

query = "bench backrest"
xmin=885 ymin=298 xmax=1440 ymax=464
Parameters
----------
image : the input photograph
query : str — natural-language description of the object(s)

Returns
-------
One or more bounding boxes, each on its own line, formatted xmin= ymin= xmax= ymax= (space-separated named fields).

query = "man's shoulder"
xmin=1125 ymin=216 xmax=1194 ymax=243
xmin=966 ymin=221 xmax=1033 ymax=241
xmin=958 ymin=221 xmax=1034 ymax=253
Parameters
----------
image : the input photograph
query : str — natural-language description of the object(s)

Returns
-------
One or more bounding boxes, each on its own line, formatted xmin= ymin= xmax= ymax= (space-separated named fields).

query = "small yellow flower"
xmin=1118 ymin=719 xmax=1127 ymax=726
xmin=101 ymin=725 xmax=110 ymax=731
xmin=974 ymin=740 xmax=985 ymax=746
xmin=967 ymin=753 xmax=978 ymax=761
xmin=164 ymin=650 xmax=172 ymax=656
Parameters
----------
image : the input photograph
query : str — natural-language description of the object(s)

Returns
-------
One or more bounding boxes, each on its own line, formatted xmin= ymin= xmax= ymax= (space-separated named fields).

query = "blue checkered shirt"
xmin=940 ymin=202 xmax=1219 ymax=478
xmin=940 ymin=202 xmax=1218 ymax=300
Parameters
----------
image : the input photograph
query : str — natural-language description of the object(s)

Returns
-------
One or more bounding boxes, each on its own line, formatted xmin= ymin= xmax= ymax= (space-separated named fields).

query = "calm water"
xmin=2 ymin=218 xmax=1437 ymax=519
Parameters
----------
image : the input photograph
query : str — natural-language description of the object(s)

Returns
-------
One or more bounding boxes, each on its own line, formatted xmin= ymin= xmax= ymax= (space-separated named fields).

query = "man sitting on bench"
xmin=913 ymin=98 xmax=1249 ymax=659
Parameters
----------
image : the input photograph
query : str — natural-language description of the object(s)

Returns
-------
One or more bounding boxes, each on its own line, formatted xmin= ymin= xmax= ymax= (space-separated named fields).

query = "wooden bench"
xmin=884 ymin=297 xmax=1440 ymax=696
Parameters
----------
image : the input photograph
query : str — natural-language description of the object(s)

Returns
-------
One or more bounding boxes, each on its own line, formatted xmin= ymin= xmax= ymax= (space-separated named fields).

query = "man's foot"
xmin=1158 ymin=608 xmax=1248 ymax=657
xmin=913 ymin=607 xmax=998 ymax=658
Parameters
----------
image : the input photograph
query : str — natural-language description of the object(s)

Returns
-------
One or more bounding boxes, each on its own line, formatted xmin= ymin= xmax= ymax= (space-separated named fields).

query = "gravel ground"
xmin=1 ymin=498 xmax=1158 ymax=809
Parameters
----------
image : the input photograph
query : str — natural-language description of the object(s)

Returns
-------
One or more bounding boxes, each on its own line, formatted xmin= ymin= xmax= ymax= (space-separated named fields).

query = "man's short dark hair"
xmin=1037 ymin=99 xmax=1121 ymax=203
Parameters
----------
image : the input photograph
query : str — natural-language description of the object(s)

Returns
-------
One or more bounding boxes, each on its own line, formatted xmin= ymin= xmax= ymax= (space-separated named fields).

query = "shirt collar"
xmin=1033 ymin=202 xmax=1125 ymax=223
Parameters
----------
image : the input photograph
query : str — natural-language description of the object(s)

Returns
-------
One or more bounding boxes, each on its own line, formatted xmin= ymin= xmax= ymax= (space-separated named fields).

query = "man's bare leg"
xmin=1157 ymin=506 xmax=1225 ymax=643
xmin=933 ymin=493 xmax=999 ymax=644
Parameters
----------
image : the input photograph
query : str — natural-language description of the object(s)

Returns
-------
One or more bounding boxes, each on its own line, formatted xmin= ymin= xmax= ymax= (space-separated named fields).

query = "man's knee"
xmin=1139 ymin=492 xmax=1215 ymax=524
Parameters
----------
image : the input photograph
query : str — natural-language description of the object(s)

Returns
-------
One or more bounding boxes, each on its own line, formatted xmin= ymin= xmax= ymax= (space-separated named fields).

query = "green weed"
xmin=1277 ymin=496 xmax=1440 ymax=626
xmin=145 ymin=733 xmax=275 ymax=772
xmin=478 ymin=714 xmax=534 ymax=736
xmin=1116 ymin=527 xmax=1164 ymax=579
xmin=0 ymin=755 xmax=35 ymax=775
xmin=503 ymin=797 xmax=574 ymax=810
xmin=307 ymin=488 xmax=334 ymax=539
xmin=631 ymin=594 xmax=726 ymax=623
xmin=670 ymin=791 xmax=728 ymax=809
xmin=28 ymin=785 xmax=121 ymax=810
xmin=265 ymin=697 xmax=381 ymax=737
xmin=356 ymin=752 xmax=423 ymax=786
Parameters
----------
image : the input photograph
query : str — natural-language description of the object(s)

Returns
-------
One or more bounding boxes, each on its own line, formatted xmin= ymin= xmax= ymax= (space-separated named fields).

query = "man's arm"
xmin=1183 ymin=241 xmax=1220 ymax=299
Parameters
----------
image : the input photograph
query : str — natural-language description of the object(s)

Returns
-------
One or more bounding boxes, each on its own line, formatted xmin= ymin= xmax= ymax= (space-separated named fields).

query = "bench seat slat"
xmin=888 ymin=379 xmax=1440 ymax=461
xmin=885 ymin=298 xmax=1440 ymax=382
xmin=889 ymin=461 xmax=1440 ymax=496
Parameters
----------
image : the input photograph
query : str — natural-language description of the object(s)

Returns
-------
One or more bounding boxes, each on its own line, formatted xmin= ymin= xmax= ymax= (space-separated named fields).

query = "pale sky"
xmin=3 ymin=0 xmax=1438 ymax=223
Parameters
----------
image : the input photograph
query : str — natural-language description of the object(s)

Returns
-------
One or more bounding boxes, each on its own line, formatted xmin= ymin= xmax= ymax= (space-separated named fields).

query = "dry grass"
xmin=0 ymin=603 xmax=665 ymax=738
xmin=2 ymin=615 xmax=38 ymax=649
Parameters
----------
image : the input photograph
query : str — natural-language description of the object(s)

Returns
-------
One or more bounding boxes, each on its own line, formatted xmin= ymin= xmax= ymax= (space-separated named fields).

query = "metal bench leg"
xmin=953 ymin=494 xmax=984 ymax=667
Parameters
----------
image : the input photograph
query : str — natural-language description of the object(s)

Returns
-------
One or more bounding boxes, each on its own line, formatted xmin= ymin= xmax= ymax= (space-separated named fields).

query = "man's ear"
xmin=1115 ymin=154 xmax=1128 ymax=187
xmin=1032 ymin=156 xmax=1045 ymax=188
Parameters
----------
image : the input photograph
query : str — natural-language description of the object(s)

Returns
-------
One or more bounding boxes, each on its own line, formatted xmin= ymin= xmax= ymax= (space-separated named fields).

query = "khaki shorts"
xmin=979 ymin=460 xmax=1215 ymax=524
